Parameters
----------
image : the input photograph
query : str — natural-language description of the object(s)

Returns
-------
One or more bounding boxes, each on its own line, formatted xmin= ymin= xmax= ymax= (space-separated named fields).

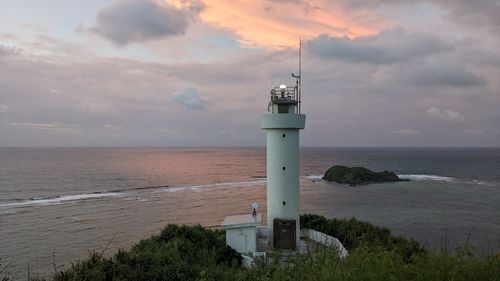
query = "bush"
xmin=300 ymin=213 xmax=426 ymax=261
xmin=46 ymin=225 xmax=243 ymax=281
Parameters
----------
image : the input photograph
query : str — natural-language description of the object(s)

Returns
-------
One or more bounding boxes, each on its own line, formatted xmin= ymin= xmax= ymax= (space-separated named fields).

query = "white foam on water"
xmin=164 ymin=186 xmax=189 ymax=192
xmin=304 ymin=175 xmax=323 ymax=180
xmin=398 ymin=174 xmax=455 ymax=182
xmin=161 ymin=179 xmax=267 ymax=193
xmin=470 ymin=179 xmax=499 ymax=187
xmin=472 ymin=179 xmax=488 ymax=185
xmin=0 ymin=208 xmax=20 ymax=215
xmin=0 ymin=192 xmax=123 ymax=208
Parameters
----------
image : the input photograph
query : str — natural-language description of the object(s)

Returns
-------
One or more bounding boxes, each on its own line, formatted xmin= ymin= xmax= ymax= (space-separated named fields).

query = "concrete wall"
xmin=300 ymin=228 xmax=349 ymax=258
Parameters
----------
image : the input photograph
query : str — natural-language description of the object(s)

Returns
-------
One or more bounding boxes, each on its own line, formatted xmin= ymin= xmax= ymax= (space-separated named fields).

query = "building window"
xmin=282 ymin=134 xmax=286 ymax=138
xmin=282 ymin=166 xmax=286 ymax=171
xmin=283 ymin=201 xmax=286 ymax=206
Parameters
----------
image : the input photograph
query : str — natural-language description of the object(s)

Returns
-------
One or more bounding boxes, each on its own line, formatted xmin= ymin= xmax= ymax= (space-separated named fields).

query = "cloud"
xmin=172 ymin=86 xmax=207 ymax=110
xmin=89 ymin=0 xmax=202 ymax=46
xmin=219 ymin=129 xmax=234 ymax=135
xmin=426 ymin=107 xmax=465 ymax=122
xmin=79 ymin=101 xmax=114 ymax=113
xmin=105 ymin=124 xmax=122 ymax=130
xmin=0 ymin=45 xmax=20 ymax=56
xmin=306 ymin=28 xmax=451 ymax=64
xmin=1 ymin=32 xmax=500 ymax=146
xmin=390 ymin=61 xmax=487 ymax=88
xmin=0 ymin=46 xmax=10 ymax=56
xmin=413 ymin=64 xmax=486 ymax=88
xmin=390 ymin=128 xmax=420 ymax=135
xmin=9 ymin=122 xmax=82 ymax=133
xmin=0 ymin=104 xmax=8 ymax=112
xmin=437 ymin=0 xmax=500 ymax=30
xmin=198 ymin=0 xmax=386 ymax=48
xmin=464 ymin=129 xmax=483 ymax=135
xmin=341 ymin=0 xmax=500 ymax=31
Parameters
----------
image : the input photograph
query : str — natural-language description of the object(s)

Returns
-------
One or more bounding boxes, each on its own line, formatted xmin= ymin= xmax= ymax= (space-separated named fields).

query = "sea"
xmin=1 ymin=147 xmax=499 ymax=279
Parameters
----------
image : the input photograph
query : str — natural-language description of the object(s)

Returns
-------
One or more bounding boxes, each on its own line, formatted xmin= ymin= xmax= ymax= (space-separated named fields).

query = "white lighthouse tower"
xmin=222 ymin=45 xmax=347 ymax=258
xmin=261 ymin=52 xmax=305 ymax=249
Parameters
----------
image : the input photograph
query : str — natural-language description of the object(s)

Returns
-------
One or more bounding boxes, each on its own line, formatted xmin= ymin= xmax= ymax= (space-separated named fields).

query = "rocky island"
xmin=323 ymin=165 xmax=408 ymax=185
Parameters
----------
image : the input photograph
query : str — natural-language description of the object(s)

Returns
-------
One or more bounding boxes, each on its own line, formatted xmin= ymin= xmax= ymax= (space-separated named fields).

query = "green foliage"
xmin=46 ymin=225 xmax=243 ymax=281
xmin=31 ymin=216 xmax=500 ymax=281
xmin=301 ymin=214 xmax=426 ymax=261
xmin=245 ymin=245 xmax=500 ymax=281
xmin=323 ymin=165 xmax=405 ymax=185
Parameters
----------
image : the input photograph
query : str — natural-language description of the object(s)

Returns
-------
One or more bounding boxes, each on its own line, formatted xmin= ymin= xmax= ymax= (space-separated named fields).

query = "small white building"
xmin=221 ymin=213 xmax=262 ymax=255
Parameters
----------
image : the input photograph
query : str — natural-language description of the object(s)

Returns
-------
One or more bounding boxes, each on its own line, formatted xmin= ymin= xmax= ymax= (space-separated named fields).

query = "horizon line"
xmin=1 ymin=145 xmax=499 ymax=149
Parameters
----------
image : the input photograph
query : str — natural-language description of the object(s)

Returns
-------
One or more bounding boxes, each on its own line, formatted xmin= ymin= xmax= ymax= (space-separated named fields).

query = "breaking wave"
xmin=161 ymin=179 xmax=267 ymax=192
xmin=0 ymin=179 xmax=269 ymax=209
xmin=397 ymin=174 xmax=455 ymax=182
xmin=0 ymin=192 xmax=123 ymax=208
xmin=1 ymin=174 xmax=496 ymax=211
xmin=304 ymin=175 xmax=323 ymax=180
xmin=471 ymin=179 xmax=488 ymax=185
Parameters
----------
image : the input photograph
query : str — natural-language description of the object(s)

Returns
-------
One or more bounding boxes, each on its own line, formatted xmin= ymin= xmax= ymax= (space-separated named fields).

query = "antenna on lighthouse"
xmin=292 ymin=38 xmax=302 ymax=113
xmin=299 ymin=37 xmax=302 ymax=113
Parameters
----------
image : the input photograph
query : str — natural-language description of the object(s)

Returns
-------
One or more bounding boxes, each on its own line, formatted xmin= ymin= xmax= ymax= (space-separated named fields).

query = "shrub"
xmin=300 ymin=213 xmax=426 ymax=261
xmin=47 ymin=225 xmax=243 ymax=281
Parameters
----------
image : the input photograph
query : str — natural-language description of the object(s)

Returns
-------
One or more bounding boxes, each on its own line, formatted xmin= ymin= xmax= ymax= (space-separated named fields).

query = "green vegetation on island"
xmin=323 ymin=165 xmax=407 ymax=185
xmin=6 ymin=214 xmax=498 ymax=281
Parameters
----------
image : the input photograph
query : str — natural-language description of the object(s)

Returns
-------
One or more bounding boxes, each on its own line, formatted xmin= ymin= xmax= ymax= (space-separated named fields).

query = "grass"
xmin=249 ymin=214 xmax=499 ymax=281
xmin=7 ymin=214 xmax=499 ymax=281
xmin=247 ymin=245 xmax=500 ymax=281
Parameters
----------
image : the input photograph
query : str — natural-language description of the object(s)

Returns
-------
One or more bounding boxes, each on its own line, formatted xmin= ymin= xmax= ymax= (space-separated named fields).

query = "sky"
xmin=1 ymin=0 xmax=499 ymax=147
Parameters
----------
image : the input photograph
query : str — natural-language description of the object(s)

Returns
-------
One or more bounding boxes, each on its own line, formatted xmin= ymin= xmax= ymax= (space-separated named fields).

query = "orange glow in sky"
xmin=198 ymin=0 xmax=389 ymax=48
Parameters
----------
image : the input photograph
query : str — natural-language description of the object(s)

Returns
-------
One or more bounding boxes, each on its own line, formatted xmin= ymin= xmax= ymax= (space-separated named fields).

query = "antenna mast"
xmin=298 ymin=37 xmax=302 ymax=113
xmin=292 ymin=38 xmax=302 ymax=113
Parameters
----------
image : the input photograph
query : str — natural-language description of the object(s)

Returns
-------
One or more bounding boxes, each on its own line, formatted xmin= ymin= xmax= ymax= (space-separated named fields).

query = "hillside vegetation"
xmin=33 ymin=225 xmax=243 ymax=281
xmin=10 ymin=215 xmax=498 ymax=281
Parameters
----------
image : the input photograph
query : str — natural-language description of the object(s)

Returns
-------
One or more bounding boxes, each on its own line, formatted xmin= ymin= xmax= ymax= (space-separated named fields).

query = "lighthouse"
xmin=222 ymin=44 xmax=347 ymax=258
xmin=261 ymin=61 xmax=305 ymax=249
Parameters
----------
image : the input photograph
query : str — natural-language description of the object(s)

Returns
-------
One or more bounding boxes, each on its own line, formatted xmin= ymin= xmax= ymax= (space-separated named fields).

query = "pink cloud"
xmin=198 ymin=0 xmax=390 ymax=48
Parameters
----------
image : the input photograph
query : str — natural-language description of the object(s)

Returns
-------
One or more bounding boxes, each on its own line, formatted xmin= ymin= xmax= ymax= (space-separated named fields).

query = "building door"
xmin=273 ymin=219 xmax=296 ymax=249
